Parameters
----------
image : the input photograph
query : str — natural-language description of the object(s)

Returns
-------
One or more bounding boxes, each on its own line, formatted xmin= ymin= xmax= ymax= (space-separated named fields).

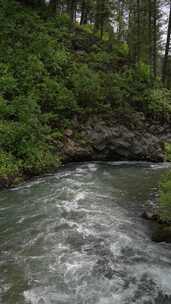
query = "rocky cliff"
xmin=61 ymin=115 xmax=171 ymax=163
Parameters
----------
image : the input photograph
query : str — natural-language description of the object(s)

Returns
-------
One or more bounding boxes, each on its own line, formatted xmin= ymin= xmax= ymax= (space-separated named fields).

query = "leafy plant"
xmin=159 ymin=172 xmax=171 ymax=222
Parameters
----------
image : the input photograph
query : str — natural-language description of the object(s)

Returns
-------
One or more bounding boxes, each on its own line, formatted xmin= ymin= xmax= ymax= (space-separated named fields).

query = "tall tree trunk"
xmin=17 ymin=0 xmax=45 ymax=7
xmin=152 ymin=0 xmax=157 ymax=78
xmin=94 ymin=0 xmax=108 ymax=39
xmin=67 ymin=0 xmax=77 ymax=21
xmin=148 ymin=0 xmax=153 ymax=74
xmin=80 ymin=0 xmax=88 ymax=24
xmin=128 ymin=0 xmax=141 ymax=64
xmin=162 ymin=0 xmax=171 ymax=84
xmin=49 ymin=0 xmax=58 ymax=13
xmin=94 ymin=0 xmax=101 ymax=31
xmin=136 ymin=0 xmax=141 ymax=63
xmin=117 ymin=0 xmax=125 ymax=41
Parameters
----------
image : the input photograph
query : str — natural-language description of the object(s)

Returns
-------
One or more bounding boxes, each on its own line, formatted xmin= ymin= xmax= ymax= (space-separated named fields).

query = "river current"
xmin=0 ymin=162 xmax=171 ymax=304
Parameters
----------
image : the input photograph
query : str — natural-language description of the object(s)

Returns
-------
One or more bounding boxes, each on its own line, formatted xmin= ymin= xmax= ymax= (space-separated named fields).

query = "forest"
xmin=0 ymin=0 xmax=171 ymax=227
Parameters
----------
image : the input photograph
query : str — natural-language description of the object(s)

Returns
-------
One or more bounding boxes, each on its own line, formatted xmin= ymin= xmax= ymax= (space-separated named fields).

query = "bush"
xmin=71 ymin=64 xmax=104 ymax=109
xmin=22 ymin=144 xmax=60 ymax=175
xmin=145 ymin=88 xmax=171 ymax=119
xmin=165 ymin=143 xmax=171 ymax=161
xmin=159 ymin=172 xmax=171 ymax=222
xmin=0 ymin=151 xmax=20 ymax=186
xmin=36 ymin=78 xmax=78 ymax=118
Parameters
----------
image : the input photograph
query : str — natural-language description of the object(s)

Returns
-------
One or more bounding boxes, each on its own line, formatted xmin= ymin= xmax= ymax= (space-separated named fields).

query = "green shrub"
xmin=145 ymin=88 xmax=171 ymax=118
xmin=36 ymin=78 xmax=78 ymax=118
xmin=0 ymin=151 xmax=20 ymax=185
xmin=0 ymin=63 xmax=17 ymax=97
xmin=165 ymin=143 xmax=171 ymax=161
xmin=22 ymin=144 xmax=60 ymax=175
xmin=71 ymin=64 xmax=104 ymax=108
xmin=159 ymin=172 xmax=171 ymax=222
xmin=135 ymin=62 xmax=151 ymax=81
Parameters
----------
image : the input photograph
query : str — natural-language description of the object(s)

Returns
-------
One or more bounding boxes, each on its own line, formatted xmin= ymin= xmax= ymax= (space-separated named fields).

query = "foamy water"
xmin=0 ymin=162 xmax=171 ymax=304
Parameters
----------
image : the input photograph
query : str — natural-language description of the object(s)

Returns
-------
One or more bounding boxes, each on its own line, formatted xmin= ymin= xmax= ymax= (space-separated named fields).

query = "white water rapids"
xmin=0 ymin=162 xmax=171 ymax=304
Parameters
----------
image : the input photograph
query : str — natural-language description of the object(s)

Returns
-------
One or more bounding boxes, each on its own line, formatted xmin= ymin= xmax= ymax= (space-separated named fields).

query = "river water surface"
xmin=0 ymin=162 xmax=171 ymax=304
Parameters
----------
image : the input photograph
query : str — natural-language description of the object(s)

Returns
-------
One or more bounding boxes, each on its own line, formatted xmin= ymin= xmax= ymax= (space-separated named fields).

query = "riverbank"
xmin=142 ymin=168 xmax=171 ymax=243
xmin=1 ymin=113 xmax=171 ymax=188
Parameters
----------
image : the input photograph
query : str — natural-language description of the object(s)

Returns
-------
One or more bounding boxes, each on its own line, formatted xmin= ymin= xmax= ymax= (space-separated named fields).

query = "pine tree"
xmin=162 ymin=0 xmax=171 ymax=84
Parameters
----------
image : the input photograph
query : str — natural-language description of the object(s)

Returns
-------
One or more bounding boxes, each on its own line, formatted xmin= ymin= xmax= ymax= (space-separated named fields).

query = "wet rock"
xmin=155 ymin=292 xmax=171 ymax=304
xmin=64 ymin=138 xmax=93 ymax=161
xmin=0 ymin=175 xmax=23 ymax=188
xmin=142 ymin=210 xmax=159 ymax=221
xmin=62 ymin=118 xmax=170 ymax=163
xmin=64 ymin=129 xmax=73 ymax=137
xmin=152 ymin=225 xmax=171 ymax=243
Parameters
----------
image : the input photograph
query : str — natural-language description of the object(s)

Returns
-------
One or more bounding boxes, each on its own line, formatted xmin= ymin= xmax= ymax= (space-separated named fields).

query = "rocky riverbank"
xmin=0 ymin=114 xmax=171 ymax=189
xmin=61 ymin=115 xmax=171 ymax=163
xmin=142 ymin=186 xmax=171 ymax=243
xmin=61 ymin=114 xmax=171 ymax=245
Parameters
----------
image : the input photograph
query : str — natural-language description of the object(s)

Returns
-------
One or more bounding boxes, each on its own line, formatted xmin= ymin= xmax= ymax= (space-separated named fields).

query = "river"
xmin=0 ymin=162 xmax=171 ymax=304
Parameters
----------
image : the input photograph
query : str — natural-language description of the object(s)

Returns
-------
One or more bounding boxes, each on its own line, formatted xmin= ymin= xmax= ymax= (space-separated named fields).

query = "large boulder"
xmin=62 ymin=117 xmax=169 ymax=162
xmin=152 ymin=225 xmax=171 ymax=243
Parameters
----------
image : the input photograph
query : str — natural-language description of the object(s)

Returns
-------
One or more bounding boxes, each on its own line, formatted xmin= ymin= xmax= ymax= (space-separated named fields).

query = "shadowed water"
xmin=0 ymin=162 xmax=171 ymax=304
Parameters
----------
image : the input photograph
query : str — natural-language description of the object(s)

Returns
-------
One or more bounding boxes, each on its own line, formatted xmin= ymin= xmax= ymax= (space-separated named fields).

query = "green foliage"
xmin=118 ymin=43 xmax=129 ymax=57
xmin=135 ymin=62 xmax=151 ymax=81
xmin=53 ymin=13 xmax=72 ymax=28
xmin=0 ymin=0 xmax=171 ymax=186
xmin=145 ymin=88 xmax=171 ymax=119
xmin=0 ymin=151 xmax=20 ymax=186
xmin=75 ymin=23 xmax=94 ymax=34
xmin=0 ymin=64 xmax=17 ymax=97
xmin=0 ymin=1 xmax=71 ymax=184
xmin=165 ymin=143 xmax=171 ymax=161
xmin=36 ymin=78 xmax=77 ymax=118
xmin=159 ymin=172 xmax=171 ymax=222
xmin=104 ymin=67 xmax=171 ymax=118
xmin=22 ymin=144 xmax=60 ymax=175
xmin=71 ymin=64 xmax=104 ymax=108
xmin=88 ymin=51 xmax=112 ymax=67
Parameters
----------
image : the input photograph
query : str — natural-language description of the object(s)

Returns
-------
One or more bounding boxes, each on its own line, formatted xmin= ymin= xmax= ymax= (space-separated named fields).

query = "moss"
xmin=152 ymin=225 xmax=171 ymax=243
xmin=158 ymin=172 xmax=171 ymax=223
xmin=165 ymin=143 xmax=171 ymax=161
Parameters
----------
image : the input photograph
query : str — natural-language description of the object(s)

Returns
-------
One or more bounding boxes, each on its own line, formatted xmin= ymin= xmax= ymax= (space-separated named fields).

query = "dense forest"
xmin=0 ymin=0 xmax=171 ymax=225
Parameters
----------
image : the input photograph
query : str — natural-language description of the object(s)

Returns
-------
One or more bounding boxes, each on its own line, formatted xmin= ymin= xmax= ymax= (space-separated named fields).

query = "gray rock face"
xmin=62 ymin=118 xmax=171 ymax=162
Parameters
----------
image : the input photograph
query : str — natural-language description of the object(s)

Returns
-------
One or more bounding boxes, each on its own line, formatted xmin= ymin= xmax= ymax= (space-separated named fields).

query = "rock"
xmin=152 ymin=225 xmax=171 ymax=243
xmin=60 ymin=117 xmax=171 ymax=163
xmin=38 ymin=299 xmax=45 ymax=304
xmin=64 ymin=129 xmax=73 ymax=137
xmin=142 ymin=211 xmax=159 ymax=221
xmin=0 ymin=175 xmax=23 ymax=188
xmin=64 ymin=138 xmax=93 ymax=161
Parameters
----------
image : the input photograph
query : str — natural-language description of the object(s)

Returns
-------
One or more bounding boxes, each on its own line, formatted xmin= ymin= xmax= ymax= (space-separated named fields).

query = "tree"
xmin=117 ymin=0 xmax=126 ymax=41
xmin=66 ymin=0 xmax=77 ymax=21
xmin=94 ymin=0 xmax=110 ymax=39
xmin=17 ymin=0 xmax=45 ymax=7
xmin=80 ymin=0 xmax=88 ymax=24
xmin=152 ymin=0 xmax=158 ymax=77
xmin=162 ymin=0 xmax=171 ymax=84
